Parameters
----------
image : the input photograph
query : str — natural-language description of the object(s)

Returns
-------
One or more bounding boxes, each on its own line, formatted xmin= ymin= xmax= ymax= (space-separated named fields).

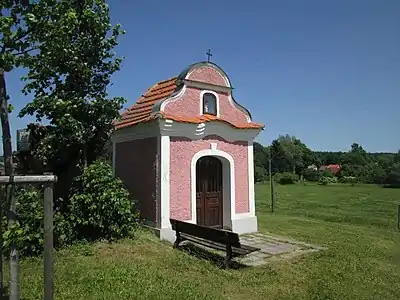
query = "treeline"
xmin=254 ymin=135 xmax=400 ymax=187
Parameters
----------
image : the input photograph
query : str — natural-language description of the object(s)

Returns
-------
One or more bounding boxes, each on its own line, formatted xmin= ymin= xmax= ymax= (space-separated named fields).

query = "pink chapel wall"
xmin=115 ymin=138 xmax=158 ymax=224
xmin=169 ymin=135 xmax=249 ymax=221
xmin=162 ymin=67 xmax=249 ymax=124
xmin=187 ymin=66 xmax=228 ymax=86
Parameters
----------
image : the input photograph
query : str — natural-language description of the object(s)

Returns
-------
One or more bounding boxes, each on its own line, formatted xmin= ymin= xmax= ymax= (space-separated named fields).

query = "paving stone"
xmin=252 ymin=243 xmax=270 ymax=249
xmin=241 ymin=239 xmax=257 ymax=245
xmin=260 ymin=244 xmax=297 ymax=255
xmin=250 ymin=239 xmax=263 ymax=243
xmin=238 ymin=232 xmax=325 ymax=267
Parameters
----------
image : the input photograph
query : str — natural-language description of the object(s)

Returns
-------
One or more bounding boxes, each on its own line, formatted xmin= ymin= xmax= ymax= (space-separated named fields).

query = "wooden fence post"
xmin=43 ymin=183 xmax=54 ymax=300
xmin=8 ymin=184 xmax=20 ymax=300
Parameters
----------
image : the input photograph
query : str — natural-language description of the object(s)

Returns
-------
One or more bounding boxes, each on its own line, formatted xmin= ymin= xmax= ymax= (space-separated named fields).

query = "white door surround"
xmin=190 ymin=148 xmax=235 ymax=229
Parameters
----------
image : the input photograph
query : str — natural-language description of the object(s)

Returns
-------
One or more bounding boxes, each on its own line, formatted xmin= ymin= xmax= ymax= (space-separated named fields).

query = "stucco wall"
xmin=169 ymin=135 xmax=249 ymax=221
xmin=163 ymin=66 xmax=249 ymax=124
xmin=115 ymin=138 xmax=158 ymax=224
xmin=186 ymin=66 xmax=228 ymax=86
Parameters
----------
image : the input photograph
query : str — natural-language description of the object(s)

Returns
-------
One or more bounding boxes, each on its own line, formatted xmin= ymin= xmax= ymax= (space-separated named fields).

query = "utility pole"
xmin=269 ymin=151 xmax=275 ymax=213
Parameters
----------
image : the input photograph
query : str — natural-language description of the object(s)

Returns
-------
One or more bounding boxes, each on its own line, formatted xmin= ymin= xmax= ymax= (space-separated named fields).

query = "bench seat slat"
xmin=181 ymin=233 xmax=259 ymax=256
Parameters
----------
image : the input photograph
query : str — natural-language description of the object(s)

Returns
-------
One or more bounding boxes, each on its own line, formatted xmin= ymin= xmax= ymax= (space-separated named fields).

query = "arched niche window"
xmin=202 ymin=92 xmax=217 ymax=115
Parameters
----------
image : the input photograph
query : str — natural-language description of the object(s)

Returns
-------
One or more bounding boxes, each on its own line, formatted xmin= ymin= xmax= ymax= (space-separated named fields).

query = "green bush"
xmin=13 ymin=186 xmax=45 ymax=256
xmin=4 ymin=160 xmax=138 ymax=257
xmin=384 ymin=170 xmax=400 ymax=188
xmin=254 ymin=166 xmax=267 ymax=183
xmin=274 ymin=172 xmax=299 ymax=185
xmin=320 ymin=169 xmax=335 ymax=178
xmin=318 ymin=177 xmax=329 ymax=185
xmin=2 ymin=186 xmax=70 ymax=257
xmin=303 ymin=168 xmax=321 ymax=182
xmin=318 ymin=176 xmax=338 ymax=185
xmin=68 ymin=160 xmax=138 ymax=241
xmin=338 ymin=176 xmax=358 ymax=184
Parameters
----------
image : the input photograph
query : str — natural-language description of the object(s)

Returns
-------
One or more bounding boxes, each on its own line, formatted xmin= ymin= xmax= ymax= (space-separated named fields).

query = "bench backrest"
xmin=170 ymin=219 xmax=241 ymax=247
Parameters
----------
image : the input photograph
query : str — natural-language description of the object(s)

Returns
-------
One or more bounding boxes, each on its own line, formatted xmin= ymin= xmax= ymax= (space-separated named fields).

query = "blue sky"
xmin=5 ymin=0 xmax=400 ymax=152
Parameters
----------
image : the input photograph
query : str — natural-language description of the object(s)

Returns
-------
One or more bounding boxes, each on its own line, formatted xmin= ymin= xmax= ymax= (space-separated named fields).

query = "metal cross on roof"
xmin=206 ymin=49 xmax=212 ymax=62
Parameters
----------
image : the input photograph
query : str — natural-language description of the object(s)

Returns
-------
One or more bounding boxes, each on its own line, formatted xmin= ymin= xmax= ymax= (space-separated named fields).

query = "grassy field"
xmin=12 ymin=184 xmax=400 ymax=299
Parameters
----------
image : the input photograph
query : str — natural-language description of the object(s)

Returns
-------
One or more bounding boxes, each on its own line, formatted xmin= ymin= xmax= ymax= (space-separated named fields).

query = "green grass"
xmin=11 ymin=184 xmax=400 ymax=299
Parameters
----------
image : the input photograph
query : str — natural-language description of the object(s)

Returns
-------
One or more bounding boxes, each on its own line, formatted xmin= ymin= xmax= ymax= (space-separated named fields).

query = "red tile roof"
xmin=115 ymin=78 xmax=178 ymax=130
xmin=319 ymin=164 xmax=341 ymax=175
xmin=114 ymin=77 xmax=264 ymax=130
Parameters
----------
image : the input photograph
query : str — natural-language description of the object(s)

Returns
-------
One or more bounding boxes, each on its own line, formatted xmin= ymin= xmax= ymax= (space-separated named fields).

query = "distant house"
xmin=319 ymin=164 xmax=341 ymax=175
xmin=307 ymin=164 xmax=318 ymax=171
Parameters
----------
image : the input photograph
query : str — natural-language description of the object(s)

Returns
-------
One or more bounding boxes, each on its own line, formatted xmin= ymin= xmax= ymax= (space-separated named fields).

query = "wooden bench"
xmin=170 ymin=218 xmax=260 ymax=268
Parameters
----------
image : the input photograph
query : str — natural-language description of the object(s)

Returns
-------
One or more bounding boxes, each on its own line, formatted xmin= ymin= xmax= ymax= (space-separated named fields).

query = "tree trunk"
xmin=0 ymin=68 xmax=19 ymax=300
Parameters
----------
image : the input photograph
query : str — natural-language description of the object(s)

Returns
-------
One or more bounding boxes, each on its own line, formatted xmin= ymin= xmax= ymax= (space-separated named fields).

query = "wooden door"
xmin=196 ymin=156 xmax=223 ymax=228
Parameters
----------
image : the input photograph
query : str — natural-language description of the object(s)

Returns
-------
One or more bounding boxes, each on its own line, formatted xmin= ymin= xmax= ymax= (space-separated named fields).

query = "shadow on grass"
xmin=382 ymin=184 xmax=400 ymax=189
xmin=0 ymin=286 xmax=29 ymax=300
xmin=178 ymin=242 xmax=248 ymax=270
xmin=0 ymin=286 xmax=8 ymax=300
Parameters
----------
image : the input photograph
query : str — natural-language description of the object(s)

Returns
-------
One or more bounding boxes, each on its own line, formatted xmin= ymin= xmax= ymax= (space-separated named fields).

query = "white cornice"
xmin=111 ymin=120 xmax=160 ymax=143
xmin=159 ymin=119 xmax=261 ymax=142
xmin=183 ymin=79 xmax=232 ymax=94
xmin=111 ymin=118 xmax=261 ymax=144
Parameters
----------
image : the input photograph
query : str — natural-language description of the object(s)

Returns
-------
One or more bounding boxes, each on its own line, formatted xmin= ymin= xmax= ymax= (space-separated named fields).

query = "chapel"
xmin=111 ymin=61 xmax=264 ymax=242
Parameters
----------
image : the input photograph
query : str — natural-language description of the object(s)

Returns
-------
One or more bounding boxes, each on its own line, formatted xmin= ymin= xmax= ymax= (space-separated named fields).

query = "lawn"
xmin=14 ymin=184 xmax=400 ymax=299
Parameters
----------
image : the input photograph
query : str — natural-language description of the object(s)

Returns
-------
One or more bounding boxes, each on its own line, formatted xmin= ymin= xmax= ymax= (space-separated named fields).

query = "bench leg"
xmin=173 ymin=231 xmax=181 ymax=249
xmin=224 ymin=245 xmax=233 ymax=269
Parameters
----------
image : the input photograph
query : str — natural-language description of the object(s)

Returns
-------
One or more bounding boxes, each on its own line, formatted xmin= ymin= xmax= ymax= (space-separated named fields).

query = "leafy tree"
xmin=314 ymin=151 xmax=343 ymax=166
xmin=375 ymin=154 xmax=396 ymax=171
xmin=371 ymin=164 xmax=387 ymax=185
xmin=254 ymin=165 xmax=267 ymax=183
xmin=270 ymin=135 xmax=315 ymax=176
xmin=394 ymin=150 xmax=400 ymax=164
xmin=274 ymin=172 xmax=298 ymax=185
xmin=19 ymin=0 xmax=126 ymax=200
xmin=0 ymin=0 xmax=54 ymax=296
xmin=254 ymin=142 xmax=269 ymax=178
xmin=338 ymin=143 xmax=371 ymax=180
xmin=270 ymin=136 xmax=293 ymax=174
xmin=303 ymin=168 xmax=321 ymax=182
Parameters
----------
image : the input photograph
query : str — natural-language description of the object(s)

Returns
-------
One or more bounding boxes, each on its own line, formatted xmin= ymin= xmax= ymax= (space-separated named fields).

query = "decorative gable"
xmin=185 ymin=65 xmax=230 ymax=87
xmin=113 ymin=62 xmax=264 ymax=131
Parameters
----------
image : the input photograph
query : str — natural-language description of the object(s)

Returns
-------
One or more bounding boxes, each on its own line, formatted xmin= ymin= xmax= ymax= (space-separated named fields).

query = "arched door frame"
xmin=190 ymin=148 xmax=235 ymax=229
